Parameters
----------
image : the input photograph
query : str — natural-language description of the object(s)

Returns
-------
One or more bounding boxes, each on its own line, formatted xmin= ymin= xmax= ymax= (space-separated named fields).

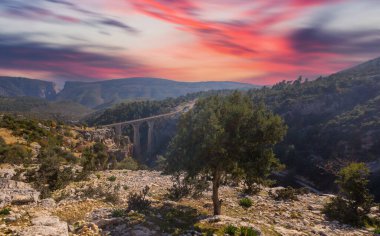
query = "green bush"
xmin=323 ymin=163 xmax=374 ymax=226
xmin=239 ymin=198 xmax=253 ymax=209
xmin=224 ymin=225 xmax=238 ymax=235
xmin=166 ymin=176 xmax=209 ymax=201
xmin=269 ymin=187 xmax=307 ymax=201
xmin=0 ymin=144 xmax=32 ymax=164
xmin=107 ymin=176 xmax=117 ymax=182
xmin=0 ymin=208 xmax=11 ymax=215
xmin=114 ymin=157 xmax=139 ymax=170
xmin=127 ymin=186 xmax=151 ymax=212
xmin=166 ymin=181 xmax=192 ymax=201
xmin=111 ymin=208 xmax=125 ymax=217
xmin=81 ymin=184 xmax=120 ymax=204
xmin=374 ymin=228 xmax=380 ymax=234
xmin=25 ymin=156 xmax=77 ymax=198
xmin=239 ymin=226 xmax=259 ymax=236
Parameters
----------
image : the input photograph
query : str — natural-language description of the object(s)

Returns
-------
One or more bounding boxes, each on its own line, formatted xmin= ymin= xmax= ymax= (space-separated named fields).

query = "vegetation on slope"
xmin=248 ymin=68 xmax=380 ymax=191
xmin=0 ymin=97 xmax=92 ymax=121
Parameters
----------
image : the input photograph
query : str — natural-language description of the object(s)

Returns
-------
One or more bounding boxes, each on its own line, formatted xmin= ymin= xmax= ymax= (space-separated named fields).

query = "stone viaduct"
xmin=101 ymin=110 xmax=184 ymax=157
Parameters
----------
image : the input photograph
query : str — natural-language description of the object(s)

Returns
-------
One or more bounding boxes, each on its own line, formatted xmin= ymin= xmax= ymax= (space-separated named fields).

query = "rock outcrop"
xmin=18 ymin=213 xmax=68 ymax=236
xmin=0 ymin=179 xmax=40 ymax=207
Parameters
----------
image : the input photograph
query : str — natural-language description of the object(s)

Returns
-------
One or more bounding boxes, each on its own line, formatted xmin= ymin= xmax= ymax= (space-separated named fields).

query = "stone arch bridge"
xmin=101 ymin=102 xmax=194 ymax=157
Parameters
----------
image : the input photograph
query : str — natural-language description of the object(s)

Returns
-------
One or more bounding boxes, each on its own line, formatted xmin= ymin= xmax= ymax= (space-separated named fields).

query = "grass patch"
xmin=239 ymin=198 xmax=253 ymax=209
xmin=107 ymin=176 xmax=117 ymax=182
xmin=224 ymin=225 xmax=238 ymax=235
xmin=52 ymin=200 xmax=109 ymax=224
xmin=0 ymin=208 xmax=11 ymax=215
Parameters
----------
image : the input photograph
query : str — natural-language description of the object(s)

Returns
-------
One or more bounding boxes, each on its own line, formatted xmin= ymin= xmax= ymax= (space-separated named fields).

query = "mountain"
xmin=248 ymin=56 xmax=380 ymax=197
xmin=0 ymin=97 xmax=92 ymax=121
xmin=0 ymin=77 xmax=56 ymax=99
xmin=55 ymin=77 xmax=257 ymax=108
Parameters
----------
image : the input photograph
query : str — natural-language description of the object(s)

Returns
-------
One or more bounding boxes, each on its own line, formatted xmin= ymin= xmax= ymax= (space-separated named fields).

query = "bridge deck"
xmin=101 ymin=110 xmax=182 ymax=128
xmin=100 ymin=100 xmax=195 ymax=128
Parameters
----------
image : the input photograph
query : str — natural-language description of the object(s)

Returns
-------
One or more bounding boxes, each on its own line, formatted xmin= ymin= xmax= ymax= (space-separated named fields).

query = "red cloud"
xmin=131 ymin=0 xmax=359 ymax=83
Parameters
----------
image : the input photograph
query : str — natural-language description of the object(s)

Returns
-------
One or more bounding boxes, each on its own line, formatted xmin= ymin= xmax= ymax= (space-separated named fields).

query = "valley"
xmin=0 ymin=58 xmax=380 ymax=235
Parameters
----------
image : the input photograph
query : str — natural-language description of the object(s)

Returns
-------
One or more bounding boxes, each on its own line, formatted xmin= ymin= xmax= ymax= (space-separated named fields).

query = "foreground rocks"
xmin=18 ymin=213 xmax=68 ymax=236
xmin=0 ymin=179 xmax=40 ymax=207
xmin=0 ymin=169 xmax=377 ymax=235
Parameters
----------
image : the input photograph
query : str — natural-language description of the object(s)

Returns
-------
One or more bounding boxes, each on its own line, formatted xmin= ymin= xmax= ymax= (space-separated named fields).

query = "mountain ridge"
xmin=0 ymin=76 xmax=57 ymax=100
xmin=55 ymin=77 xmax=258 ymax=108
xmin=0 ymin=76 xmax=258 ymax=108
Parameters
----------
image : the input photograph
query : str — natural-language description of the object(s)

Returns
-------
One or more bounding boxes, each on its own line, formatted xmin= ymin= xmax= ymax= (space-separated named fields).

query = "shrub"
xmin=127 ymin=186 xmax=151 ymax=212
xmin=239 ymin=198 xmax=253 ymax=209
xmin=0 ymin=144 xmax=32 ymax=164
xmin=0 ymin=208 xmax=11 ymax=215
xmin=243 ymin=183 xmax=261 ymax=195
xmin=107 ymin=176 xmax=117 ymax=182
xmin=374 ymin=228 xmax=380 ymax=234
xmin=239 ymin=226 xmax=259 ymax=236
xmin=166 ymin=175 xmax=209 ymax=201
xmin=81 ymin=184 xmax=120 ymax=204
xmin=25 ymin=156 xmax=77 ymax=198
xmin=269 ymin=187 xmax=307 ymax=201
xmin=111 ymin=208 xmax=126 ymax=217
xmin=105 ymin=192 xmax=120 ymax=204
xmin=123 ymin=185 xmax=129 ymax=191
xmin=114 ymin=157 xmax=139 ymax=170
xmin=224 ymin=225 xmax=238 ymax=235
xmin=323 ymin=163 xmax=374 ymax=226
xmin=166 ymin=181 xmax=192 ymax=201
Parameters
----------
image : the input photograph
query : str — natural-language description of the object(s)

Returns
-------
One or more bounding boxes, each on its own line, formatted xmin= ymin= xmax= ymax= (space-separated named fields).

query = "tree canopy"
xmin=165 ymin=92 xmax=287 ymax=215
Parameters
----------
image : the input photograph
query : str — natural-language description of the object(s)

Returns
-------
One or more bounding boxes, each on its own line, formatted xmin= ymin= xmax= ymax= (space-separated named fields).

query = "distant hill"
xmin=0 ymin=97 xmax=92 ymax=121
xmin=55 ymin=78 xmax=257 ymax=108
xmin=248 ymin=56 xmax=380 ymax=196
xmin=0 ymin=77 xmax=56 ymax=100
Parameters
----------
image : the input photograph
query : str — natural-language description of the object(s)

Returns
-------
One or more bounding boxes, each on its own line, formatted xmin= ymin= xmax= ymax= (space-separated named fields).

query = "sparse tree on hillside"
xmin=323 ymin=162 xmax=374 ymax=226
xmin=165 ymin=92 xmax=287 ymax=215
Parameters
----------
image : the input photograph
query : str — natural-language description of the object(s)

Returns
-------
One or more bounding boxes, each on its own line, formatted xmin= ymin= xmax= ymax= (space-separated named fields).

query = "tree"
xmin=165 ymin=92 xmax=287 ymax=215
xmin=323 ymin=162 xmax=374 ymax=226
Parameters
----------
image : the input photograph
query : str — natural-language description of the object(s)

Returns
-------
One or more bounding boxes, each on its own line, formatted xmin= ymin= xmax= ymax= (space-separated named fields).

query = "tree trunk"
xmin=212 ymin=170 xmax=222 ymax=215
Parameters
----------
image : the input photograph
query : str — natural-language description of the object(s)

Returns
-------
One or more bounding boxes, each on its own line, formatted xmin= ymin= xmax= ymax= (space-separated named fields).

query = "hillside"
xmin=0 ymin=77 xmax=56 ymax=100
xmin=248 ymin=56 xmax=380 ymax=195
xmin=56 ymin=78 xmax=257 ymax=108
xmin=0 ymin=97 xmax=92 ymax=121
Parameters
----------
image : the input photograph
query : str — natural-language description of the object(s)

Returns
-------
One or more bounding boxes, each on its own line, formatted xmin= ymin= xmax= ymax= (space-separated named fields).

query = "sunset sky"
xmin=0 ymin=0 xmax=380 ymax=87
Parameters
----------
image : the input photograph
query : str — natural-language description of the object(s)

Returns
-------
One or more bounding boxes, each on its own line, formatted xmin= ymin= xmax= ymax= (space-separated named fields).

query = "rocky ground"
xmin=0 ymin=168 xmax=378 ymax=236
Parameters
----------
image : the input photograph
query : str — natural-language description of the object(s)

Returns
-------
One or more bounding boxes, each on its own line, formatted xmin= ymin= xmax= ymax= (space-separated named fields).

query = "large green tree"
xmin=165 ymin=92 xmax=287 ymax=215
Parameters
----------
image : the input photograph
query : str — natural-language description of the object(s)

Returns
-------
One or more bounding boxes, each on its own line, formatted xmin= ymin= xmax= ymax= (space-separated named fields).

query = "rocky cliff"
xmin=0 ymin=77 xmax=56 ymax=100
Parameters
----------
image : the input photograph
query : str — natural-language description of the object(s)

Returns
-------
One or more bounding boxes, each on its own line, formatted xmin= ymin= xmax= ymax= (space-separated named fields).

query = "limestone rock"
xmin=19 ymin=215 xmax=68 ymax=236
xmin=0 ymin=179 xmax=40 ymax=207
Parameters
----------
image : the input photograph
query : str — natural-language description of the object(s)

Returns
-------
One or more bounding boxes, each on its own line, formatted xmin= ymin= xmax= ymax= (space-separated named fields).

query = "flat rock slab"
xmin=0 ymin=179 xmax=40 ymax=207
xmin=19 ymin=215 xmax=68 ymax=236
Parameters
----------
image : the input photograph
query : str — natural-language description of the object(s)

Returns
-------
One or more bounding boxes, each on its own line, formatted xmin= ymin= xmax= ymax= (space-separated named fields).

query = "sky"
xmin=0 ymin=0 xmax=380 ymax=87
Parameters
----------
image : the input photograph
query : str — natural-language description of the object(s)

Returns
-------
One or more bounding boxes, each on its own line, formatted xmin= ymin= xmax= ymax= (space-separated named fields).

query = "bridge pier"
xmin=102 ymin=104 xmax=194 ymax=159
xmin=147 ymin=120 xmax=155 ymax=155
xmin=132 ymin=123 xmax=141 ymax=158
xmin=114 ymin=124 xmax=122 ymax=139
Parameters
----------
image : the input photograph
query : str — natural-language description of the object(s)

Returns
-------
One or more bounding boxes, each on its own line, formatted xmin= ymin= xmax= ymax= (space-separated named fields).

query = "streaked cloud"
xmin=0 ymin=0 xmax=379 ymax=85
